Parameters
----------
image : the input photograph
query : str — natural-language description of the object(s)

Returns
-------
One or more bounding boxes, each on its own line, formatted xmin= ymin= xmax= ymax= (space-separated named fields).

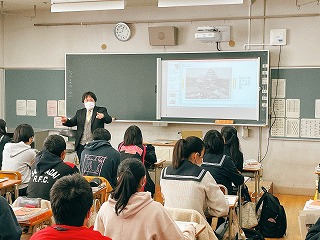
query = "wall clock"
xmin=114 ymin=22 xmax=131 ymax=42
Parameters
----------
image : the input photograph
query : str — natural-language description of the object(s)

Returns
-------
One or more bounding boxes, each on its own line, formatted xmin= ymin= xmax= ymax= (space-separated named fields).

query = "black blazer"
xmin=63 ymin=106 xmax=112 ymax=149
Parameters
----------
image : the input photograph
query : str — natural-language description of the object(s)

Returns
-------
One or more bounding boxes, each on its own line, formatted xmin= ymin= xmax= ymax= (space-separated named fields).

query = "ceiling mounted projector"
xmin=195 ymin=27 xmax=222 ymax=42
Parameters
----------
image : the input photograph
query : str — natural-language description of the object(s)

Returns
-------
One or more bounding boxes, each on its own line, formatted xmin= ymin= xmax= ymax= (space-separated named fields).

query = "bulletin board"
xmin=270 ymin=67 xmax=320 ymax=139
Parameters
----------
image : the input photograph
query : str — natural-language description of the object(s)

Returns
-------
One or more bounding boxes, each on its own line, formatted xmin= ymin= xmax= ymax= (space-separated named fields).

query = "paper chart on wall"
xmin=286 ymin=119 xmax=300 ymax=138
xmin=315 ymin=99 xmax=320 ymax=118
xmin=16 ymin=100 xmax=27 ymax=116
xmin=58 ymin=100 xmax=66 ymax=116
xmin=270 ymin=118 xmax=285 ymax=137
xmin=300 ymin=119 xmax=320 ymax=138
xmin=286 ymin=99 xmax=300 ymax=118
xmin=272 ymin=79 xmax=286 ymax=98
xmin=26 ymin=100 xmax=37 ymax=116
xmin=271 ymin=99 xmax=285 ymax=117
xmin=47 ymin=100 xmax=57 ymax=116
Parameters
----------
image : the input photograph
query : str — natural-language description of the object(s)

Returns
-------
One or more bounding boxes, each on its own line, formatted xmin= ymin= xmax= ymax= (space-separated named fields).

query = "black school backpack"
xmin=255 ymin=187 xmax=287 ymax=238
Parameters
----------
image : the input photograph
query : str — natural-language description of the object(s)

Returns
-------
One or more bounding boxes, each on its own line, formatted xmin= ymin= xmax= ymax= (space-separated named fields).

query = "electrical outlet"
xmin=270 ymin=29 xmax=287 ymax=46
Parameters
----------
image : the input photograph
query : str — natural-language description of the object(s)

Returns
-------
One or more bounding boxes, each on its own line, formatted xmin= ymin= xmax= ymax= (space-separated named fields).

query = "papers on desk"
xmin=304 ymin=200 xmax=320 ymax=211
xmin=225 ymin=195 xmax=238 ymax=206
xmin=0 ymin=177 xmax=9 ymax=183
xmin=175 ymin=221 xmax=198 ymax=233
xmin=13 ymin=207 xmax=48 ymax=222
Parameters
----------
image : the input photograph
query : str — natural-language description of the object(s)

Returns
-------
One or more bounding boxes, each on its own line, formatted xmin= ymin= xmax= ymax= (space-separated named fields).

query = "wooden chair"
xmin=0 ymin=170 xmax=22 ymax=201
xmin=83 ymin=176 xmax=113 ymax=204
xmin=0 ymin=170 xmax=22 ymax=180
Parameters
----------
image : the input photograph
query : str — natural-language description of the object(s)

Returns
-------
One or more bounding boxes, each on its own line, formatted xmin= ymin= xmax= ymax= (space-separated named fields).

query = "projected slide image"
xmin=185 ymin=68 xmax=231 ymax=99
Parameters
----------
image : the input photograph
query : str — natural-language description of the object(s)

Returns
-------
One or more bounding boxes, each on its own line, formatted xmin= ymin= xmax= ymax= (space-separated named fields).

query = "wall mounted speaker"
xmin=148 ymin=26 xmax=178 ymax=46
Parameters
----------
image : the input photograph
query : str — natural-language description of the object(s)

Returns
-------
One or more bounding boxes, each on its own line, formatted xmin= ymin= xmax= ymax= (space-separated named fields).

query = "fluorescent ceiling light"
xmin=158 ymin=0 xmax=243 ymax=7
xmin=51 ymin=0 xmax=126 ymax=12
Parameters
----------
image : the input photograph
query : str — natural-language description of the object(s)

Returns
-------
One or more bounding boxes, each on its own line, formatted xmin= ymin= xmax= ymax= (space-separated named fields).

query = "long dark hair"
xmin=203 ymin=130 xmax=224 ymax=154
xmin=123 ymin=125 xmax=143 ymax=145
xmin=221 ymin=126 xmax=242 ymax=161
xmin=111 ymin=158 xmax=146 ymax=215
xmin=172 ymin=136 xmax=204 ymax=169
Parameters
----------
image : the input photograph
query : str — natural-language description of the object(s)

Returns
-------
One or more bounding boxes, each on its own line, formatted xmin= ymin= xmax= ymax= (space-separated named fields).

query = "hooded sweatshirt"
xmin=2 ymin=141 xmax=37 ymax=189
xmin=26 ymin=150 xmax=79 ymax=200
xmin=80 ymin=140 xmax=120 ymax=188
xmin=94 ymin=192 xmax=195 ymax=240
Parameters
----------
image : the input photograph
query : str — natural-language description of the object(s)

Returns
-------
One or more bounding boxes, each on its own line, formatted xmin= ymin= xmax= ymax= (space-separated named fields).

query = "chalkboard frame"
xmin=65 ymin=51 xmax=269 ymax=126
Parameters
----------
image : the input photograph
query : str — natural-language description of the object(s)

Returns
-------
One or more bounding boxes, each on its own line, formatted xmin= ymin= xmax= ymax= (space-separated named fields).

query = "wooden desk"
xmin=0 ymin=179 xmax=21 ymax=199
xmin=243 ymin=164 xmax=262 ymax=203
xmin=16 ymin=208 xmax=53 ymax=234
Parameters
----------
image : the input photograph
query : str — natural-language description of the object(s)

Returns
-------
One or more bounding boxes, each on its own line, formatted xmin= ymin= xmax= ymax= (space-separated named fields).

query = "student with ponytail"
xmin=160 ymin=136 xmax=228 ymax=219
xmin=221 ymin=126 xmax=244 ymax=172
xmin=94 ymin=158 xmax=196 ymax=240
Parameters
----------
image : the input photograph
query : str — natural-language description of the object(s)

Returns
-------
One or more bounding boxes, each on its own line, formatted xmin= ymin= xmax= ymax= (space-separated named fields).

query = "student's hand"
xmin=96 ymin=112 xmax=104 ymax=119
xmin=61 ymin=116 xmax=68 ymax=123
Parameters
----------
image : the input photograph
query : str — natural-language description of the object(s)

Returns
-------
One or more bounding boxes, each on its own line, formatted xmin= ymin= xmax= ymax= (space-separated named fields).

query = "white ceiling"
xmin=0 ymin=0 xmax=158 ymax=12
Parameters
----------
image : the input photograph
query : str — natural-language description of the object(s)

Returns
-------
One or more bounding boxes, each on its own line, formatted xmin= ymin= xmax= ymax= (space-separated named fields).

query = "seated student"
xmin=306 ymin=217 xmax=320 ymax=240
xmin=202 ymin=130 xmax=244 ymax=195
xmin=118 ymin=125 xmax=156 ymax=196
xmin=80 ymin=128 xmax=120 ymax=188
xmin=0 ymin=196 xmax=22 ymax=240
xmin=0 ymin=119 xmax=12 ymax=170
xmin=94 ymin=158 xmax=195 ymax=240
xmin=30 ymin=174 xmax=111 ymax=240
xmin=2 ymin=124 xmax=37 ymax=196
xmin=160 ymin=136 xmax=229 ymax=219
xmin=27 ymin=134 xmax=79 ymax=201
xmin=221 ymin=126 xmax=244 ymax=172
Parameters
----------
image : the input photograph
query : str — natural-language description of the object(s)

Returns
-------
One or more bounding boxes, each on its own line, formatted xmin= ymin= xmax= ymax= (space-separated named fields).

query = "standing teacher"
xmin=61 ymin=91 xmax=112 ymax=161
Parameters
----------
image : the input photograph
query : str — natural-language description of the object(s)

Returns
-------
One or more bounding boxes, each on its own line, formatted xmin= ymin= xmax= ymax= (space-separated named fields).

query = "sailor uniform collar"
xmin=161 ymin=159 xmax=206 ymax=182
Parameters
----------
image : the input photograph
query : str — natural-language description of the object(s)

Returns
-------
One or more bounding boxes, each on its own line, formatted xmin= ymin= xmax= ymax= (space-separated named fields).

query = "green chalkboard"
xmin=66 ymin=51 xmax=269 ymax=125
xmin=5 ymin=69 xmax=65 ymax=129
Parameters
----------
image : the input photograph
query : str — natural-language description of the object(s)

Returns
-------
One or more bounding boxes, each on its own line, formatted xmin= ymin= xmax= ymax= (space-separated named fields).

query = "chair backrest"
xmin=218 ymin=184 xmax=228 ymax=195
xmin=83 ymin=176 xmax=113 ymax=203
xmin=0 ymin=170 xmax=22 ymax=180
xmin=165 ymin=207 xmax=218 ymax=240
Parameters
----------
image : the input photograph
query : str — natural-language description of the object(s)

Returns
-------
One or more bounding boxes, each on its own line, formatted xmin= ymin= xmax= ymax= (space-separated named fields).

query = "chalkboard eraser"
xmin=215 ymin=120 xmax=234 ymax=124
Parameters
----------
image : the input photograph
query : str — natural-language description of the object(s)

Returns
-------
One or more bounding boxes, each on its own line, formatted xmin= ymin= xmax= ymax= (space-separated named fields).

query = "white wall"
xmin=2 ymin=0 xmax=320 ymax=195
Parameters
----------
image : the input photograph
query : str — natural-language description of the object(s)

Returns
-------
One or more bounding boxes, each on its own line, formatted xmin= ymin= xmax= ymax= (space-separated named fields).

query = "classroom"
xmin=0 ymin=0 xmax=320 ymax=239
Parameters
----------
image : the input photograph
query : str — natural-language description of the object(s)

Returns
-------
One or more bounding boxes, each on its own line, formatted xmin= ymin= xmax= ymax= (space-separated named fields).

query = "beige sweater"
xmin=94 ymin=192 xmax=195 ymax=240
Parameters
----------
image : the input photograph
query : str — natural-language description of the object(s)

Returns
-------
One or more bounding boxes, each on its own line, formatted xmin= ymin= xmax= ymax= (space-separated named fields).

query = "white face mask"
xmin=84 ymin=102 xmax=95 ymax=110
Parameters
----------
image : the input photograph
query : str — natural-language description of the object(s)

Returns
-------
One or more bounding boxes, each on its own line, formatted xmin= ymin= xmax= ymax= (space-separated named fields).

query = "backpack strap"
xmin=255 ymin=189 xmax=268 ymax=213
xmin=141 ymin=145 xmax=147 ymax=164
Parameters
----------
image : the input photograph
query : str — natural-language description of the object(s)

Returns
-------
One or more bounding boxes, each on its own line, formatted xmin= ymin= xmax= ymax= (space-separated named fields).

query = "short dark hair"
xmin=93 ymin=128 xmax=111 ymax=141
xmin=82 ymin=91 xmax=97 ymax=103
xmin=123 ymin=125 xmax=142 ymax=145
xmin=111 ymin=158 xmax=146 ymax=215
xmin=50 ymin=174 xmax=93 ymax=226
xmin=13 ymin=124 xmax=34 ymax=143
xmin=203 ymin=130 xmax=224 ymax=154
xmin=43 ymin=134 xmax=66 ymax=157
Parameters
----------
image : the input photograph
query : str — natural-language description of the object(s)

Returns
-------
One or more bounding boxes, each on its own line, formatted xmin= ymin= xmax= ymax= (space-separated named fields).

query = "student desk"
xmin=17 ymin=208 xmax=53 ymax=234
xmin=0 ymin=179 xmax=21 ymax=199
xmin=92 ymin=185 xmax=108 ymax=205
xmin=242 ymin=163 xmax=262 ymax=203
xmin=315 ymin=170 xmax=320 ymax=199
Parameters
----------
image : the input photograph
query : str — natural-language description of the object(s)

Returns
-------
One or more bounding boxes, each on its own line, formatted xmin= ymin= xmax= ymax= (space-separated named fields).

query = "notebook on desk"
xmin=0 ymin=177 xmax=9 ymax=183
xmin=13 ymin=207 xmax=49 ymax=223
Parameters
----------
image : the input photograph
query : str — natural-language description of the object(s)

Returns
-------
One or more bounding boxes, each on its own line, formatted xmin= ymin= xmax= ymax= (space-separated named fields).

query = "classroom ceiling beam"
xmin=34 ymin=12 xmax=320 ymax=27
